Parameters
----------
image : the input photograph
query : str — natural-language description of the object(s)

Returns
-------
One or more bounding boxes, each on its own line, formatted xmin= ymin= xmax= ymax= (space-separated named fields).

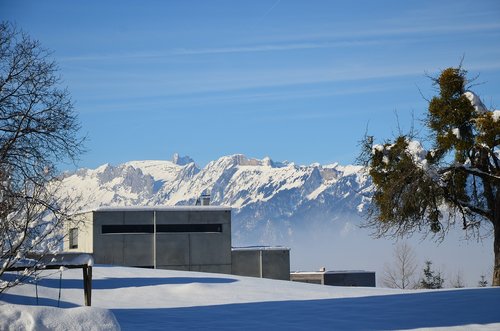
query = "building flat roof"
xmin=76 ymin=205 xmax=231 ymax=214
xmin=232 ymin=246 xmax=290 ymax=251
xmin=291 ymin=270 xmax=375 ymax=275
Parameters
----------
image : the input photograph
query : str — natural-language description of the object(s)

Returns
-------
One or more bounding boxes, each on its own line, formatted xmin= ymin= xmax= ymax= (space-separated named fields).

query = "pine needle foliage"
xmin=359 ymin=66 xmax=500 ymax=286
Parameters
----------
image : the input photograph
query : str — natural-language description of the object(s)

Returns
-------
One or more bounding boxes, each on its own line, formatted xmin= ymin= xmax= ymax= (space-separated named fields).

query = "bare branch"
xmin=0 ymin=21 xmax=84 ymax=292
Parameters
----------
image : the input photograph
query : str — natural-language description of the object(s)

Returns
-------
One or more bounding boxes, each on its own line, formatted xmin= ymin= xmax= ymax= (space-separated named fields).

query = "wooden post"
xmin=83 ymin=265 xmax=92 ymax=306
xmin=259 ymin=250 xmax=263 ymax=278
xmin=87 ymin=266 xmax=92 ymax=306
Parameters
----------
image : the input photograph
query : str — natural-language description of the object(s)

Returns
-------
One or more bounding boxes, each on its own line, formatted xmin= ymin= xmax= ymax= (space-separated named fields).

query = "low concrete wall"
xmin=289 ymin=273 xmax=323 ymax=285
xmin=231 ymin=250 xmax=261 ymax=278
xmin=232 ymin=247 xmax=290 ymax=280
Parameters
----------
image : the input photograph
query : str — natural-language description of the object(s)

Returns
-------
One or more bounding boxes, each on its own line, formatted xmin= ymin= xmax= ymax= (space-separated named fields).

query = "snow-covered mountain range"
xmin=60 ymin=153 xmax=372 ymax=245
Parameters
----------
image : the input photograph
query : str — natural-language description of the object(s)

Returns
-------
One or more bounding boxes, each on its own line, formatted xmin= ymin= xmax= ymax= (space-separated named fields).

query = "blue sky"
xmin=1 ymin=0 xmax=500 ymax=169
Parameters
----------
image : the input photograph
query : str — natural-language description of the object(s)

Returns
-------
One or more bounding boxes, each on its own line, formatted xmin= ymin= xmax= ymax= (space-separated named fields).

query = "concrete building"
xmin=64 ymin=206 xmax=291 ymax=279
xmin=64 ymin=206 xmax=232 ymax=274
xmin=231 ymin=247 xmax=290 ymax=280
xmin=290 ymin=270 xmax=376 ymax=287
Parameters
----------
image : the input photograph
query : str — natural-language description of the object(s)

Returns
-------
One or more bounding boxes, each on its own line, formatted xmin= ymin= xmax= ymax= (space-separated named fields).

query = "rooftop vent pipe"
xmin=201 ymin=193 xmax=210 ymax=206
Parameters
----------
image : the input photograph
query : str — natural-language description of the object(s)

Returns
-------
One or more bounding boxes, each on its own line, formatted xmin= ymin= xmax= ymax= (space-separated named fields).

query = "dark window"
xmin=69 ymin=228 xmax=78 ymax=249
xmin=157 ymin=224 xmax=222 ymax=233
xmin=102 ymin=224 xmax=153 ymax=234
xmin=101 ymin=223 xmax=222 ymax=234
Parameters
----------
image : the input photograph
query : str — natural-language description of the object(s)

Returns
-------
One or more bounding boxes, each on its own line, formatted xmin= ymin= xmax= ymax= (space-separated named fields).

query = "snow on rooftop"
xmin=291 ymin=270 xmax=374 ymax=275
xmin=79 ymin=205 xmax=231 ymax=213
xmin=232 ymin=246 xmax=290 ymax=251
xmin=47 ymin=253 xmax=95 ymax=267
xmin=8 ymin=253 xmax=94 ymax=269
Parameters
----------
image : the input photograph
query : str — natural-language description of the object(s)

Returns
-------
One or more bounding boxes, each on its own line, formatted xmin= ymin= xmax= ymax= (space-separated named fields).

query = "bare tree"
xmin=0 ymin=22 xmax=84 ymax=293
xmin=382 ymin=242 xmax=418 ymax=289
xmin=449 ymin=270 xmax=465 ymax=288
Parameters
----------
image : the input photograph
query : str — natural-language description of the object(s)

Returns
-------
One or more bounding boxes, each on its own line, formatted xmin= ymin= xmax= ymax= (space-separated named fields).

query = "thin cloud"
xmin=171 ymin=40 xmax=381 ymax=55
xmin=370 ymin=22 xmax=500 ymax=37
xmin=59 ymin=20 xmax=500 ymax=63
xmin=60 ymin=40 xmax=382 ymax=62
xmin=257 ymin=22 xmax=500 ymax=44
xmin=69 ymin=60 xmax=500 ymax=103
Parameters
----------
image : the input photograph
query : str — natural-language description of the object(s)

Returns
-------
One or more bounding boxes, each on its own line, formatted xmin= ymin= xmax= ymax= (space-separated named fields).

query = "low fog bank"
xmin=233 ymin=215 xmax=493 ymax=287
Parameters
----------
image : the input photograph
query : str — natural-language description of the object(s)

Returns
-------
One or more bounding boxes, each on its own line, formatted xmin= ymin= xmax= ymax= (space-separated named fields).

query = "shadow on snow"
xmin=111 ymin=288 xmax=500 ymax=331
xmin=0 ymin=292 xmax=79 ymax=308
xmin=1 ymin=272 xmax=237 ymax=290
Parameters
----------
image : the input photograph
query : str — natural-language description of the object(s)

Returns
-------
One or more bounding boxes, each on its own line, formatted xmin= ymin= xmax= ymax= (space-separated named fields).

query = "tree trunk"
xmin=493 ymin=192 xmax=500 ymax=286
xmin=494 ymin=221 xmax=500 ymax=286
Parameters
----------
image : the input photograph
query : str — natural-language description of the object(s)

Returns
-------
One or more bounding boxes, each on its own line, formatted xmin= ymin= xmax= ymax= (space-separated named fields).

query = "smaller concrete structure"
xmin=232 ymin=247 xmax=290 ymax=281
xmin=291 ymin=270 xmax=376 ymax=287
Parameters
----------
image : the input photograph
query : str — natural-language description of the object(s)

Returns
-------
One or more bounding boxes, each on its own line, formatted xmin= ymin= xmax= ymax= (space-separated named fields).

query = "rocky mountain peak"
xmin=172 ymin=153 xmax=194 ymax=166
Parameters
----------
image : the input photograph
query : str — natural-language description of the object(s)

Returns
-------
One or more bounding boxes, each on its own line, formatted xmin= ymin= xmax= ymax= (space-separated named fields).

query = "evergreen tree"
xmin=419 ymin=261 xmax=444 ymax=289
xmin=359 ymin=66 xmax=500 ymax=286
xmin=478 ymin=275 xmax=488 ymax=287
xmin=450 ymin=271 xmax=465 ymax=288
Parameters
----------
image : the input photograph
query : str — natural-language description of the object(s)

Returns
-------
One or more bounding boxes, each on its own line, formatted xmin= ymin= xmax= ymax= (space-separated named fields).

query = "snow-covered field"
xmin=1 ymin=265 xmax=499 ymax=330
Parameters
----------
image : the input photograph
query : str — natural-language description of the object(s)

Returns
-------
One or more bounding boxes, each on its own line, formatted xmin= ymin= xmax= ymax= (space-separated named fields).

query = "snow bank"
xmin=0 ymin=303 xmax=120 ymax=331
xmin=1 ymin=265 xmax=500 ymax=330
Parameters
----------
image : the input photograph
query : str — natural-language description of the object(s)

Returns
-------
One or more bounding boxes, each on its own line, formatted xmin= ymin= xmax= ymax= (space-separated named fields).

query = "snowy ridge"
xmin=59 ymin=154 xmax=371 ymax=244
